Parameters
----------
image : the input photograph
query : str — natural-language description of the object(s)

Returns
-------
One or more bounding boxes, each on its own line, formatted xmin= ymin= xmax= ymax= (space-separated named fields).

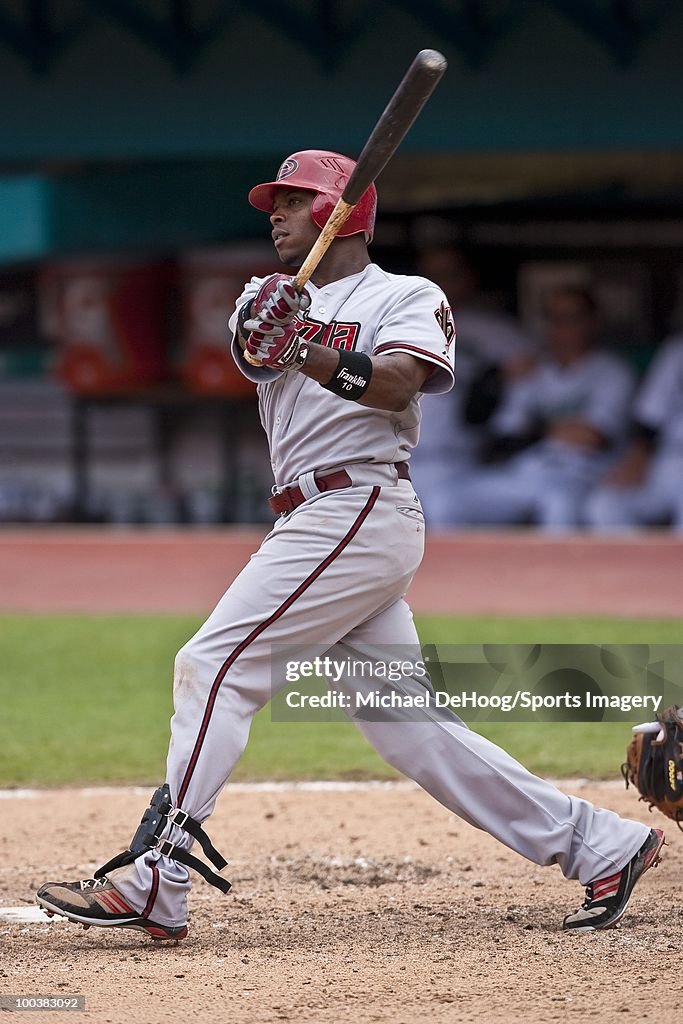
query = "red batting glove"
xmin=244 ymin=319 xmax=302 ymax=369
xmin=251 ymin=274 xmax=310 ymax=326
xmin=243 ymin=274 xmax=310 ymax=368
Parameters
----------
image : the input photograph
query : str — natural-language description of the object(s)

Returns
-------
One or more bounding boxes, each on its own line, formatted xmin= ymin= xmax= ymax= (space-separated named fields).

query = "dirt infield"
xmin=2 ymin=527 xmax=682 ymax=617
xmin=2 ymin=782 xmax=677 ymax=1024
xmin=2 ymin=530 xmax=679 ymax=1022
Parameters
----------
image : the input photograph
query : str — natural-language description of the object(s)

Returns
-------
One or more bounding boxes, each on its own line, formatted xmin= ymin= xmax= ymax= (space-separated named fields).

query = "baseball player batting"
xmin=36 ymin=151 xmax=664 ymax=939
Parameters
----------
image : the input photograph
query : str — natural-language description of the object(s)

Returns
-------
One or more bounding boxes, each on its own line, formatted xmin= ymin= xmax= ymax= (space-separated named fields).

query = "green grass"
xmin=0 ymin=614 xmax=679 ymax=786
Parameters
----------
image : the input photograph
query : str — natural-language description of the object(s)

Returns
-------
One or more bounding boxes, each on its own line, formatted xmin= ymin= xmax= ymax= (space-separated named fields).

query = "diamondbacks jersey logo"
xmin=294 ymin=315 xmax=360 ymax=351
xmin=434 ymin=301 xmax=455 ymax=351
xmin=277 ymin=158 xmax=298 ymax=180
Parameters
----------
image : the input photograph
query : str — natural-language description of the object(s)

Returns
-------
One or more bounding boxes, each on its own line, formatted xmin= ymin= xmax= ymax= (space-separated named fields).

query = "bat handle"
xmin=244 ymin=198 xmax=356 ymax=365
xmin=293 ymin=198 xmax=356 ymax=291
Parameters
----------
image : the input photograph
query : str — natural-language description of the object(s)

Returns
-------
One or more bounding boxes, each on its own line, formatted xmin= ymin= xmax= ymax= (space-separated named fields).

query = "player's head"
xmin=248 ymin=150 xmax=377 ymax=244
xmin=416 ymin=242 xmax=484 ymax=305
xmin=542 ymin=284 xmax=600 ymax=362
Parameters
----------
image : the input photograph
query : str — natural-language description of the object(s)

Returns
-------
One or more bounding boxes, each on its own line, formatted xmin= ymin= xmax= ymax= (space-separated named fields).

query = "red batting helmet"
xmin=248 ymin=150 xmax=377 ymax=243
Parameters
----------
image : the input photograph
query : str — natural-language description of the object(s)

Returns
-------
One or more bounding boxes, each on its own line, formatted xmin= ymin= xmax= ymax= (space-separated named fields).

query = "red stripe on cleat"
xmin=97 ymin=893 xmax=125 ymax=914
xmin=104 ymin=892 xmax=134 ymax=914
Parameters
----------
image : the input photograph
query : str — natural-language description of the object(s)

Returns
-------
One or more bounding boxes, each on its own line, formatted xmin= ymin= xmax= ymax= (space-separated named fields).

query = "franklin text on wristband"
xmin=323 ymin=350 xmax=373 ymax=401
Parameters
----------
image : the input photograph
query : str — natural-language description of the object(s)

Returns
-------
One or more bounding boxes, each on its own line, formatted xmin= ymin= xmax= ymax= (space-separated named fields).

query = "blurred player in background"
xmin=410 ymin=243 xmax=535 ymax=527
xmin=449 ymin=284 xmax=635 ymax=531
xmin=585 ymin=334 xmax=683 ymax=531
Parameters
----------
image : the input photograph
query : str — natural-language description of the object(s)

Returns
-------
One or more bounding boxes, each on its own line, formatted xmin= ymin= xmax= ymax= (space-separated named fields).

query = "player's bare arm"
xmin=296 ymin=344 xmax=432 ymax=412
xmin=547 ymin=418 xmax=607 ymax=450
xmin=236 ymin=303 xmax=432 ymax=412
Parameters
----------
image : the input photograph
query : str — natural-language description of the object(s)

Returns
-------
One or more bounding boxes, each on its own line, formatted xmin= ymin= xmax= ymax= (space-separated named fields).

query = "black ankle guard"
xmin=95 ymin=784 xmax=231 ymax=894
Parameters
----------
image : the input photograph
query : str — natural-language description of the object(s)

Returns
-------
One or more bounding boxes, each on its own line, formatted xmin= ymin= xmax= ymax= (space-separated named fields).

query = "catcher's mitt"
xmin=622 ymin=704 xmax=683 ymax=830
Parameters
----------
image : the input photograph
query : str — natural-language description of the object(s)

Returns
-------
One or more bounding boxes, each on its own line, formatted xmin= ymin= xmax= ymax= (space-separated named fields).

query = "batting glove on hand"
xmin=242 ymin=274 xmax=310 ymax=369
xmin=251 ymin=274 xmax=310 ymax=328
xmin=244 ymin=318 xmax=303 ymax=369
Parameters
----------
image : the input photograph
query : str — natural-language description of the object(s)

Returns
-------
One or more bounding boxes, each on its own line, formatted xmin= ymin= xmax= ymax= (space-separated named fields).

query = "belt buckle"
xmin=271 ymin=484 xmax=295 ymax=515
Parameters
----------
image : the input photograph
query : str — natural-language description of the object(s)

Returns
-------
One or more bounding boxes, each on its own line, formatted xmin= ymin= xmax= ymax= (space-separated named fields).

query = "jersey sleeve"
xmin=371 ymin=282 xmax=456 ymax=395
xmin=228 ymin=276 xmax=284 ymax=385
xmin=633 ymin=337 xmax=683 ymax=431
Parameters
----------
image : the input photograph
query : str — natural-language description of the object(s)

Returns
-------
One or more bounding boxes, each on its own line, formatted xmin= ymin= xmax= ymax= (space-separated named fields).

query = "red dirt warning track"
xmin=1 ymin=528 xmax=681 ymax=617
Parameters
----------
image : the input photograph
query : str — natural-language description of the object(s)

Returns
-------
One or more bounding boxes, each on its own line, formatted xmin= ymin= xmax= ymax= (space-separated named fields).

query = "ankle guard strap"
xmin=95 ymin=784 xmax=231 ymax=894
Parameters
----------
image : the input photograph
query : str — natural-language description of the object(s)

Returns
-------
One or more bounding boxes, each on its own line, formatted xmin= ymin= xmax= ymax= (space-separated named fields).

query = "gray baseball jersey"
xmin=228 ymin=264 xmax=455 ymax=485
xmin=105 ymin=265 xmax=649 ymax=928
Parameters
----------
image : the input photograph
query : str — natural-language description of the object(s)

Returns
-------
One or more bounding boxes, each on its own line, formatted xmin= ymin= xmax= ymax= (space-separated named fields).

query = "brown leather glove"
xmin=622 ymin=704 xmax=683 ymax=830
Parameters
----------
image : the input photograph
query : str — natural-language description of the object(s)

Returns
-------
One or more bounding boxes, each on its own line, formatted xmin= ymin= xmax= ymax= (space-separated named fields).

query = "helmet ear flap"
xmin=309 ymin=189 xmax=375 ymax=242
xmin=310 ymin=191 xmax=334 ymax=233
